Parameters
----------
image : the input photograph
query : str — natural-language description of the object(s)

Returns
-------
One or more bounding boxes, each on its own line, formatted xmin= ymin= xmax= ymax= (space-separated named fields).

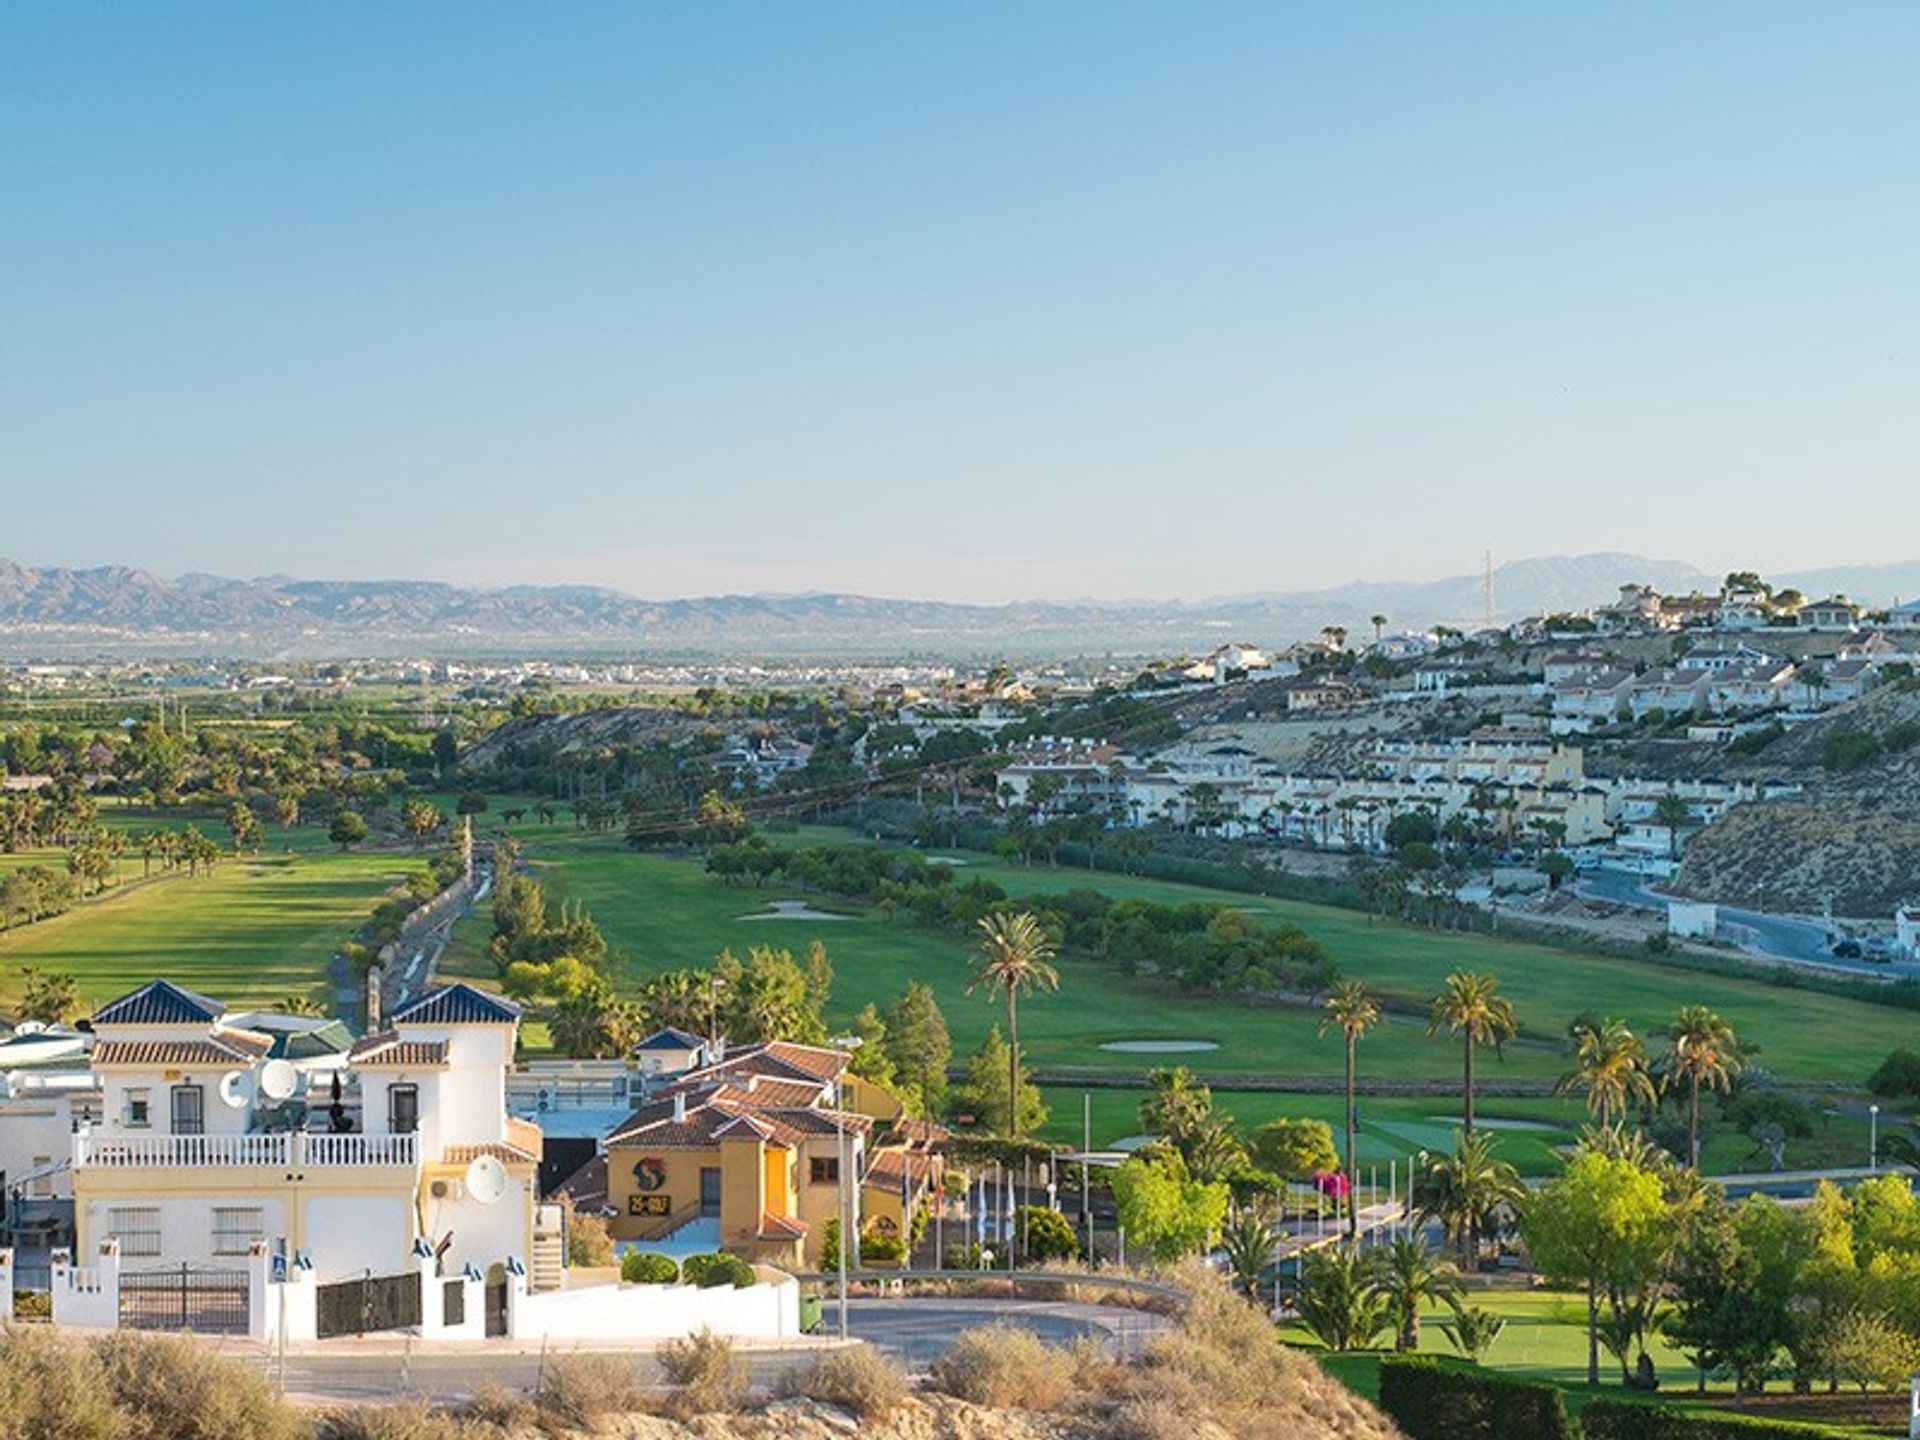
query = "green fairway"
xmin=0 ymin=841 xmax=415 ymax=1013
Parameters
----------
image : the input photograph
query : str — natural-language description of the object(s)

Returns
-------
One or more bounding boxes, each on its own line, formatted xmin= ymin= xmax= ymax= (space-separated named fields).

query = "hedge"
xmin=1580 ymin=1401 xmax=1856 ymax=1440
xmin=1378 ymin=1356 xmax=1575 ymax=1440
xmin=679 ymin=1252 xmax=757 ymax=1288
xmin=619 ymin=1251 xmax=680 ymax=1285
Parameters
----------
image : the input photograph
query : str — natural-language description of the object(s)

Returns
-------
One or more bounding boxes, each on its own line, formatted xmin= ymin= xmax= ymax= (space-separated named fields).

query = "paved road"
xmin=1574 ymin=866 xmax=1909 ymax=976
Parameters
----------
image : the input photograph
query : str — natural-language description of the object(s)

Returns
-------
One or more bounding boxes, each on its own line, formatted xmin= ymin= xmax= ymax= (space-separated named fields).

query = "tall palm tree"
xmin=1413 ymin=1129 xmax=1526 ymax=1264
xmin=1368 ymin=1237 xmax=1461 ymax=1351
xmin=1320 ymin=980 xmax=1381 ymax=1236
xmin=1219 ymin=1203 xmax=1284 ymax=1302
xmin=1557 ymin=1019 xmax=1657 ymax=1129
xmin=1427 ymin=972 xmax=1517 ymax=1136
xmin=1661 ymin=1007 xmax=1743 ymax=1169
xmin=968 ymin=912 xmax=1060 ymax=1139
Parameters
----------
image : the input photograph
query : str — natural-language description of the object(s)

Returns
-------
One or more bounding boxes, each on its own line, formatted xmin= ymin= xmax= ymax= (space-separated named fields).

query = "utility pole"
xmin=1482 ymin=549 xmax=1495 ymax=632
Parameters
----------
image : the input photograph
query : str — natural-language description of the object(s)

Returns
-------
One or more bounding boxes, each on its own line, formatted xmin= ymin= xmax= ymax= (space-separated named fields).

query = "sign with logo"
xmin=633 ymin=1157 xmax=667 ymax=1192
xmin=871 ymin=1213 xmax=900 ymax=1236
xmin=628 ymin=1195 xmax=671 ymax=1218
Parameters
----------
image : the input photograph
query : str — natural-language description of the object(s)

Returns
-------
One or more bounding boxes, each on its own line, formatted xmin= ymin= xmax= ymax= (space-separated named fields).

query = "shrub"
xmin=463 ymin=1379 xmax=537 ymax=1432
xmin=534 ymin=1353 xmax=652 ymax=1426
xmin=0 ymin=1326 xmax=121 ymax=1440
xmin=1867 ymin=1047 xmax=1920 ymax=1100
xmin=321 ymin=1403 xmax=477 ymax=1440
xmin=1377 ymin=1355 xmax=1573 ymax=1440
xmin=1580 ymin=1399 xmax=1847 ymax=1439
xmin=680 ymin=1251 xmax=756 ymax=1288
xmin=91 ymin=1329 xmax=304 ymax=1440
xmin=1821 ymin=728 xmax=1882 ymax=772
xmin=566 ymin=1209 xmax=615 ymax=1267
xmin=858 ymin=1231 xmax=907 ymax=1265
xmin=927 ymin=1325 xmax=1073 ymax=1409
xmin=1017 ymin=1204 xmax=1081 ymax=1262
xmin=782 ymin=1343 xmax=908 ymax=1419
xmin=620 ymin=1250 xmax=681 ymax=1284
xmin=658 ymin=1328 xmax=747 ymax=1414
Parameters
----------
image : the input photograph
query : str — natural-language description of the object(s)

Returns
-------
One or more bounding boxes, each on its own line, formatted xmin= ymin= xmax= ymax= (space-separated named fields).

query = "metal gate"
xmin=117 ymin=1265 xmax=251 ymax=1334
xmin=315 ymin=1269 xmax=422 ymax=1339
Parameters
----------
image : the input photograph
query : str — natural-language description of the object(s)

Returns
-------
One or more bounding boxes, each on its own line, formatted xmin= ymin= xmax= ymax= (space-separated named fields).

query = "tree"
xmin=1522 ymin=1150 xmax=1671 ymax=1386
xmin=1140 ymin=1066 xmax=1216 ymax=1154
xmin=884 ymin=981 xmax=951 ymax=1114
xmin=1442 ymin=1303 xmax=1508 ymax=1363
xmin=455 ymin=791 xmax=490 ymax=817
xmin=1413 ymin=1129 xmax=1525 ymax=1264
xmin=1246 ymin=1117 xmax=1339 ymax=1182
xmin=549 ymin=983 xmax=641 ymax=1059
xmin=1293 ymin=1243 xmax=1390 ymax=1352
xmin=225 ymin=800 xmax=263 ymax=854
xmin=274 ymin=994 xmax=324 ymax=1017
xmin=1662 ymin=1007 xmax=1744 ymax=1170
xmin=967 ymin=912 xmax=1059 ymax=1139
xmin=955 ymin=1026 xmax=1046 ymax=1137
xmin=329 ymin=811 xmax=369 ymax=850
xmin=1321 ymin=980 xmax=1381 ymax=1236
xmin=1662 ymin=1196 xmax=1791 ymax=1395
xmin=847 ymin=1004 xmax=896 ymax=1088
xmin=1110 ymin=1151 xmax=1230 ymax=1262
xmin=1368 ymin=1237 xmax=1460 ymax=1352
xmin=1219 ymin=1203 xmax=1282 ymax=1300
xmin=1558 ymin=1019 xmax=1657 ymax=1129
xmin=1651 ymin=793 xmax=1693 ymax=859
xmin=1821 ymin=1308 xmax=1920 ymax=1395
xmin=402 ymin=798 xmax=443 ymax=846
xmin=18 ymin=967 xmax=79 ymax=1024
xmin=1371 ymin=614 xmax=1389 ymax=643
xmin=1016 ymin=1205 xmax=1079 ymax=1263
xmin=1427 ymin=971 xmax=1517 ymax=1136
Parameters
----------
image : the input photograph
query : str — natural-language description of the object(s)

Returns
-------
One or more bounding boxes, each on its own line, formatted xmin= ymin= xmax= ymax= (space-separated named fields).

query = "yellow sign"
xmin=628 ymin=1195 xmax=672 ymax=1218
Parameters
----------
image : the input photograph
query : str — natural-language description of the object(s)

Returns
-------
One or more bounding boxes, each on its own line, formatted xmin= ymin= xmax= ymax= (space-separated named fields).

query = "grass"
xmin=0 ymin=825 xmax=418 ymax=1014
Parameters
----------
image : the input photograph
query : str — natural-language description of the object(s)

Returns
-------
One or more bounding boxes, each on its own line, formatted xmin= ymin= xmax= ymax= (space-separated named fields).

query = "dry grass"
xmin=535 ymin=1352 xmax=656 ymax=1427
xmin=657 ymin=1328 xmax=748 ymax=1415
xmin=321 ymin=1403 xmax=487 ymax=1440
xmin=781 ymin=1343 xmax=909 ymax=1419
xmin=926 ymin=1325 xmax=1075 ymax=1411
xmin=92 ymin=1330 xmax=304 ymax=1440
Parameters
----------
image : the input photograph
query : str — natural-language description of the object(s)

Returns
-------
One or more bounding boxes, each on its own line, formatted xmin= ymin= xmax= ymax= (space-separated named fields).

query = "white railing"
xmin=72 ymin=1130 xmax=418 ymax=1170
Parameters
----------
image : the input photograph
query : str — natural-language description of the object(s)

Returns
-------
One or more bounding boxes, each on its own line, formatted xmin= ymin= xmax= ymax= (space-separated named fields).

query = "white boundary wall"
xmin=509 ymin=1271 xmax=800 ymax=1342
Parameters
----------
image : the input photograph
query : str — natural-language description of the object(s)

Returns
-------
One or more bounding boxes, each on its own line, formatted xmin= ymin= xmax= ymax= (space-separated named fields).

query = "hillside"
xmin=1676 ymin=686 xmax=1920 ymax=915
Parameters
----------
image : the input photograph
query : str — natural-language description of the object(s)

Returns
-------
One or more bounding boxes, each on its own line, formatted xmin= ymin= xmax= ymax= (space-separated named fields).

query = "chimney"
xmin=672 ymin=1092 xmax=686 ymax=1123
xmin=745 ymin=1075 xmax=759 ymax=1093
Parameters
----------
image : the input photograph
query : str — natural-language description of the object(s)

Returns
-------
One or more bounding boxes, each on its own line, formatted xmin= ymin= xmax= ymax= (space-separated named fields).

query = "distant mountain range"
xmin=2 ymin=553 xmax=1916 ymax=661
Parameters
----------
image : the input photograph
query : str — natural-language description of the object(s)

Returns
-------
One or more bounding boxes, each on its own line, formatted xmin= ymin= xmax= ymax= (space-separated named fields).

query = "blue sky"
xmin=3 ymin=4 xmax=1916 ymax=601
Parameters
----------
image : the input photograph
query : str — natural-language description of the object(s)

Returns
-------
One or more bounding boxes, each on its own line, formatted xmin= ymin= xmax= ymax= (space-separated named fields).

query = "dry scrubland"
xmin=0 ymin=1273 xmax=1394 ymax=1440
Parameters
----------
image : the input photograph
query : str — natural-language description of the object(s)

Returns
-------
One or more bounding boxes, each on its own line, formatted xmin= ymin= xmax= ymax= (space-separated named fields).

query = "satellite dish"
xmin=258 ymin=1059 xmax=298 ymax=1102
xmin=218 ymin=1070 xmax=254 ymax=1109
xmin=4 ymin=1070 xmax=28 ymax=1095
xmin=464 ymin=1154 xmax=511 ymax=1206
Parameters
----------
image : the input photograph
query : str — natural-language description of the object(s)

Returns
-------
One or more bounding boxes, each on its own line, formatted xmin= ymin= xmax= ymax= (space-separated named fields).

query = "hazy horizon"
xmin=6 ymin=5 xmax=1918 ymax=602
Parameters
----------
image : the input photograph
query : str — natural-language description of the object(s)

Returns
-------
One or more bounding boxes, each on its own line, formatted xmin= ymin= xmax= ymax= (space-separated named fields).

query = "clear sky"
xmin=3 ymin=4 xmax=1916 ymax=602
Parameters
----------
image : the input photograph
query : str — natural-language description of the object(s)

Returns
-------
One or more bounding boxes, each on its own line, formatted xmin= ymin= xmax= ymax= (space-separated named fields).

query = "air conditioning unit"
xmin=430 ymin=1178 xmax=464 ymax=1202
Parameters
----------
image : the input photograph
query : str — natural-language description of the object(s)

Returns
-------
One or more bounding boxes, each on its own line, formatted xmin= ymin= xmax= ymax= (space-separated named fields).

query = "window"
xmin=211 ymin=1207 xmax=265 ymax=1256
xmin=809 ymin=1157 xmax=840 ymax=1185
xmin=699 ymin=1166 xmax=722 ymax=1218
xmin=109 ymin=1206 xmax=161 ymax=1258
xmin=123 ymin=1089 xmax=151 ymax=1129
xmin=27 ymin=1156 xmax=52 ymax=1199
xmin=170 ymin=1084 xmax=204 ymax=1136
xmin=388 ymin=1084 xmax=419 ymax=1135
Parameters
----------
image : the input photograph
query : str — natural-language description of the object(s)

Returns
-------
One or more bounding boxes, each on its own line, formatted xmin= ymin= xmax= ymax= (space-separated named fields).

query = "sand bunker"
xmin=738 ymin=899 xmax=852 ymax=922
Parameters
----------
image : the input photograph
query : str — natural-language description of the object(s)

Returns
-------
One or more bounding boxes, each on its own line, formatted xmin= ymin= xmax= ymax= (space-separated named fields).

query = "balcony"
xmin=72 ymin=1130 xmax=419 ymax=1170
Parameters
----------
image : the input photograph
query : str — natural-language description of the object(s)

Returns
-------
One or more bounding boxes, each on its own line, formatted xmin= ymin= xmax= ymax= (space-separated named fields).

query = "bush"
xmin=782 ymin=1343 xmax=908 ymax=1419
xmin=91 ymin=1330 xmax=304 ymax=1440
xmin=927 ymin=1325 xmax=1074 ymax=1410
xmin=858 ymin=1231 xmax=907 ymax=1265
xmin=620 ymin=1250 xmax=681 ymax=1284
xmin=658 ymin=1328 xmax=747 ymax=1414
xmin=1017 ymin=1205 xmax=1081 ymax=1262
xmin=0 ymin=1326 xmax=121 ymax=1440
xmin=321 ymin=1403 xmax=478 ymax=1440
xmin=566 ymin=1209 xmax=615 ymax=1267
xmin=534 ymin=1353 xmax=652 ymax=1426
xmin=680 ymin=1251 xmax=756 ymax=1288
xmin=1580 ymin=1399 xmax=1848 ymax=1439
xmin=1377 ymin=1355 xmax=1573 ymax=1440
xmin=1868 ymin=1047 xmax=1920 ymax=1100
xmin=1821 ymin=729 xmax=1882 ymax=772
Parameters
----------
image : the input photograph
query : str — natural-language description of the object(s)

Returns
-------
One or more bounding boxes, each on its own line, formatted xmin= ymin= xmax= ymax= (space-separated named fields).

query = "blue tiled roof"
xmin=634 ymin=1027 xmax=705 ymax=1051
xmin=93 ymin=980 xmax=225 ymax=1026
xmin=391 ymin=983 xmax=521 ymax=1026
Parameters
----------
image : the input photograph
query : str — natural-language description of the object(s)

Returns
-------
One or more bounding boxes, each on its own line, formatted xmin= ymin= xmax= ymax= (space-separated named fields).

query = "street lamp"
xmin=705 ymin=975 xmax=727 ymax=1060
xmin=829 ymin=1035 xmax=865 ymax=1342
xmin=1871 ymin=1104 xmax=1880 ymax=1172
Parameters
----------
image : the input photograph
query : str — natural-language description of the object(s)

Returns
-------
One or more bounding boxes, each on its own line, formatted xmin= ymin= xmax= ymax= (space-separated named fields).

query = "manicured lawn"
xmin=0 ymin=839 xmax=415 ymax=1014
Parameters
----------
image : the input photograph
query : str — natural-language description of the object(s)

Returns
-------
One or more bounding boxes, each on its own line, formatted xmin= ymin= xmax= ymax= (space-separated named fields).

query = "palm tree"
xmin=1219 ymin=1203 xmax=1283 ymax=1302
xmin=1651 ymin=792 xmax=1693 ymax=860
xmin=1371 ymin=614 xmax=1389 ymax=643
xmin=1293 ymin=1243 xmax=1390 ymax=1352
xmin=1442 ymin=1301 xmax=1508 ymax=1362
xmin=1368 ymin=1237 xmax=1461 ymax=1351
xmin=1413 ymin=1129 xmax=1526 ymax=1264
xmin=1661 ymin=1007 xmax=1744 ymax=1169
xmin=1557 ymin=1019 xmax=1657 ymax=1129
xmin=968 ymin=912 xmax=1060 ymax=1140
xmin=1427 ymin=972 xmax=1517 ymax=1136
xmin=274 ymin=994 xmax=324 ymax=1017
xmin=1320 ymin=980 xmax=1381 ymax=1236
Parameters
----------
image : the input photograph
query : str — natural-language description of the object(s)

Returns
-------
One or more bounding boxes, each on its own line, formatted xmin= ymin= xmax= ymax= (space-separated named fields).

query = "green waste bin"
xmin=799 ymin=1293 xmax=823 ymax=1333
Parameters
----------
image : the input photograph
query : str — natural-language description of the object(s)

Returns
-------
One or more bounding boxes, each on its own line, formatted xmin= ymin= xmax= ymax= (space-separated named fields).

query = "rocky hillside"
xmin=1677 ymin=686 xmax=1920 ymax=915
xmin=462 ymin=708 xmax=713 ymax=771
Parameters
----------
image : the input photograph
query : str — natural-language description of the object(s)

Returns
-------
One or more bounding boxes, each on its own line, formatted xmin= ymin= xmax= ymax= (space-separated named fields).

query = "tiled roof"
xmin=758 ymin=1211 xmax=808 ymax=1240
xmin=348 ymin=1032 xmax=450 ymax=1068
xmin=862 ymin=1147 xmax=938 ymax=1193
xmin=392 ymin=984 xmax=521 ymax=1027
xmin=555 ymin=1154 xmax=608 ymax=1211
xmin=93 ymin=981 xmax=224 ymax=1027
xmin=444 ymin=1141 xmax=538 ymax=1166
xmin=634 ymin=1027 xmax=705 ymax=1052
xmin=713 ymin=1113 xmax=777 ymax=1142
xmin=890 ymin=1116 xmax=952 ymax=1146
xmin=92 ymin=1030 xmax=274 ymax=1068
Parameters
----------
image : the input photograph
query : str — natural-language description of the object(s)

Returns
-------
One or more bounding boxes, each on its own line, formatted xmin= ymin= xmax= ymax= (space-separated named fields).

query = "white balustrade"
xmin=72 ymin=1129 xmax=418 ymax=1169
